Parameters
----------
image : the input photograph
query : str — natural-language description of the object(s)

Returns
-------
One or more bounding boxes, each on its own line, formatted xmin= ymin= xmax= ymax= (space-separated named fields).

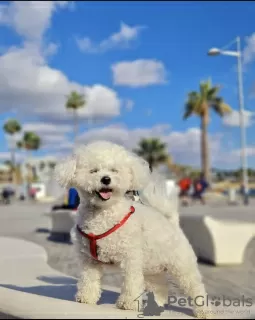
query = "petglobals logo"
xmin=168 ymin=295 xmax=253 ymax=308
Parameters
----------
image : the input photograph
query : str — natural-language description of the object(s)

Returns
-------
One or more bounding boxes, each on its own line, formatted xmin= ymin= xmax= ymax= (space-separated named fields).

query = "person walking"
xmin=2 ymin=188 xmax=11 ymax=205
xmin=192 ymin=173 xmax=209 ymax=205
xmin=178 ymin=176 xmax=192 ymax=206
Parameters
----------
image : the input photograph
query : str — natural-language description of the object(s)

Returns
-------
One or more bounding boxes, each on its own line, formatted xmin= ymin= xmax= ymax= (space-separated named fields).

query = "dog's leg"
xmin=116 ymin=253 xmax=144 ymax=311
xmin=75 ymin=259 xmax=103 ymax=305
xmin=144 ymin=274 xmax=168 ymax=307
xmin=167 ymin=234 xmax=213 ymax=319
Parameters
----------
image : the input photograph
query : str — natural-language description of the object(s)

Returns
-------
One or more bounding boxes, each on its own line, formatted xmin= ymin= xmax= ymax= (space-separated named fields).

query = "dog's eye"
xmin=111 ymin=169 xmax=118 ymax=173
xmin=90 ymin=169 xmax=98 ymax=174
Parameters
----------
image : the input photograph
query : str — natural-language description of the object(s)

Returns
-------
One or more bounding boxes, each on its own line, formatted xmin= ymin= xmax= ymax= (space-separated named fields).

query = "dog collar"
xmin=76 ymin=206 xmax=135 ymax=262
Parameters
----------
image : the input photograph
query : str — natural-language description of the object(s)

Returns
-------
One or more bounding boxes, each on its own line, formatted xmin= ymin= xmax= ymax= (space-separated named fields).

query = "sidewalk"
xmin=0 ymin=237 xmax=195 ymax=319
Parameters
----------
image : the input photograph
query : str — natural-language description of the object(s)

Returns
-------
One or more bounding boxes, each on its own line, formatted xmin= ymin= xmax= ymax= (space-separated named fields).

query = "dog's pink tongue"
xmin=99 ymin=191 xmax=112 ymax=200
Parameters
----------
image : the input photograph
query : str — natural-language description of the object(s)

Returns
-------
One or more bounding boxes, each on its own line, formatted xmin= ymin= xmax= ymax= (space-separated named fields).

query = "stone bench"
xmin=180 ymin=214 xmax=255 ymax=266
xmin=0 ymin=237 xmax=254 ymax=319
xmin=0 ymin=237 xmax=197 ymax=319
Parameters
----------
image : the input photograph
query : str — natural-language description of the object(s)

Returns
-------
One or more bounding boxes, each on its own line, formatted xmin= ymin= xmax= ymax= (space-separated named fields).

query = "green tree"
xmin=39 ymin=161 xmax=45 ymax=172
xmin=234 ymin=168 xmax=242 ymax=180
xmin=4 ymin=160 xmax=13 ymax=169
xmin=23 ymin=132 xmax=41 ymax=151
xmin=65 ymin=91 xmax=86 ymax=143
xmin=48 ymin=161 xmax=56 ymax=170
xmin=134 ymin=138 xmax=169 ymax=171
xmin=3 ymin=119 xmax=22 ymax=182
xmin=183 ymin=79 xmax=232 ymax=182
xmin=216 ymin=171 xmax=225 ymax=182
xmin=17 ymin=132 xmax=41 ymax=183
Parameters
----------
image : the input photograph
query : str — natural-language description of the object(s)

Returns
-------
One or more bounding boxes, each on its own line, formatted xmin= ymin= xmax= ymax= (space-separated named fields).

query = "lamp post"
xmin=208 ymin=37 xmax=249 ymax=205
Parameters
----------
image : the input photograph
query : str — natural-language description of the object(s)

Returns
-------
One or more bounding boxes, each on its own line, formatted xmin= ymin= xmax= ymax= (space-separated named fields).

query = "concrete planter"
xmin=180 ymin=214 xmax=255 ymax=265
xmin=46 ymin=210 xmax=76 ymax=242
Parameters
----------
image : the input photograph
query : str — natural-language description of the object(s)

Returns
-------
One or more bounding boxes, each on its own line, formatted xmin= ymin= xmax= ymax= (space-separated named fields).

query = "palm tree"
xmin=23 ymin=132 xmax=41 ymax=151
xmin=134 ymin=138 xmax=169 ymax=171
xmin=65 ymin=91 xmax=86 ymax=143
xmin=17 ymin=132 xmax=41 ymax=184
xmin=3 ymin=119 xmax=22 ymax=182
xmin=183 ymin=79 xmax=232 ymax=183
xmin=4 ymin=160 xmax=12 ymax=168
xmin=39 ymin=161 xmax=45 ymax=172
xmin=48 ymin=161 xmax=56 ymax=170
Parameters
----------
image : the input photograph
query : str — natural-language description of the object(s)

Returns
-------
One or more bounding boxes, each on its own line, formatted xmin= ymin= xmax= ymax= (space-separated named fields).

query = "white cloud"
xmin=0 ymin=151 xmax=24 ymax=162
xmin=77 ymin=124 xmax=170 ymax=151
xmin=76 ymin=124 xmax=225 ymax=167
xmin=46 ymin=141 xmax=73 ymax=152
xmin=0 ymin=0 xmax=121 ymax=158
xmin=0 ymin=1 xmax=72 ymax=41
xmin=43 ymin=42 xmax=59 ymax=57
xmin=125 ymin=99 xmax=134 ymax=111
xmin=3 ymin=121 xmax=72 ymax=153
xmin=76 ymin=37 xmax=95 ymax=53
xmin=0 ymin=42 xmax=121 ymax=123
xmin=0 ymin=152 xmax=14 ymax=161
xmin=231 ymin=147 xmax=255 ymax=158
xmin=223 ymin=110 xmax=254 ymax=128
xmin=22 ymin=122 xmax=72 ymax=150
xmin=243 ymin=33 xmax=255 ymax=65
xmin=23 ymin=154 xmax=58 ymax=165
xmin=112 ymin=59 xmax=167 ymax=87
xmin=76 ymin=22 xmax=146 ymax=54
xmin=0 ymin=4 xmax=9 ymax=24
xmin=23 ymin=123 xmax=71 ymax=135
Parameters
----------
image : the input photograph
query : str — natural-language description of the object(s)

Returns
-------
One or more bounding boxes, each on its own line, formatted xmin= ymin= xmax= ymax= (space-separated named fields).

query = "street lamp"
xmin=207 ymin=37 xmax=249 ymax=205
xmin=208 ymin=48 xmax=221 ymax=56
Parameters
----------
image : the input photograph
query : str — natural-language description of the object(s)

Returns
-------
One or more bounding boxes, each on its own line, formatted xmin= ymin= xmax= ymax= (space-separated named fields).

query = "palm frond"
xmin=183 ymin=103 xmax=194 ymax=119
xmin=200 ymin=80 xmax=211 ymax=100
xmin=207 ymin=86 xmax=220 ymax=100
xmin=156 ymin=154 xmax=168 ymax=163
xmin=16 ymin=141 xmax=23 ymax=149
xmin=211 ymin=97 xmax=232 ymax=116
xmin=134 ymin=138 xmax=169 ymax=170
xmin=183 ymin=99 xmax=203 ymax=119
xmin=21 ymin=131 xmax=41 ymax=151
xmin=3 ymin=119 xmax=22 ymax=135
xmin=188 ymin=91 xmax=200 ymax=100
xmin=66 ymin=91 xmax=86 ymax=110
xmin=184 ymin=80 xmax=231 ymax=120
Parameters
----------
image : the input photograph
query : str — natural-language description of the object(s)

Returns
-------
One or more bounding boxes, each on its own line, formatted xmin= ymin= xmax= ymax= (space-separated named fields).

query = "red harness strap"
xmin=76 ymin=206 xmax=135 ymax=262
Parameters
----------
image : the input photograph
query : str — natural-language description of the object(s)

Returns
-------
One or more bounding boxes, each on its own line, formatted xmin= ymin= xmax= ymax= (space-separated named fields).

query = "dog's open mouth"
xmin=96 ymin=188 xmax=113 ymax=201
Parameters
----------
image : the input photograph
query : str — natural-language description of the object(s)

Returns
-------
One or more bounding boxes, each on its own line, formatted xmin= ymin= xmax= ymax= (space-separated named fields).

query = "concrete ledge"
xmin=0 ymin=237 xmax=254 ymax=319
xmin=0 ymin=237 xmax=195 ymax=319
xmin=180 ymin=214 xmax=255 ymax=265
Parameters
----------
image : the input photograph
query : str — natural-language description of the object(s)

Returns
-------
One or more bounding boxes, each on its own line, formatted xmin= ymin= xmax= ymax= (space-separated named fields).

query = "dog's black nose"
xmin=101 ymin=176 xmax=111 ymax=185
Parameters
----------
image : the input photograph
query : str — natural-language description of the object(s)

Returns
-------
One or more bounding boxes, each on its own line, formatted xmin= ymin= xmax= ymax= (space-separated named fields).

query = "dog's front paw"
xmin=75 ymin=291 xmax=100 ymax=305
xmin=116 ymin=295 xmax=140 ymax=311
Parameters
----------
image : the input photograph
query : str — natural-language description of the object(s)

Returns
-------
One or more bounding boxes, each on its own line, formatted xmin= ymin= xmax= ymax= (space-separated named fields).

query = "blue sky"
xmin=0 ymin=1 xmax=255 ymax=169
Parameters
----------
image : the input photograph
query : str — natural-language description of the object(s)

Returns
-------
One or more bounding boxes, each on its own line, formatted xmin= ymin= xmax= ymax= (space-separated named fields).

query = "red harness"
xmin=76 ymin=206 xmax=135 ymax=262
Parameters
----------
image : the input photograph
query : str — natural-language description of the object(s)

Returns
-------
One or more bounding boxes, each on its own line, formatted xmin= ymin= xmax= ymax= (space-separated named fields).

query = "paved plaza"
xmin=0 ymin=201 xmax=255 ymax=309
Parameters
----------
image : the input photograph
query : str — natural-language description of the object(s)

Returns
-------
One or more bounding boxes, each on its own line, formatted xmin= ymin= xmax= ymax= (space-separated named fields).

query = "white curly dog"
xmin=55 ymin=140 xmax=212 ymax=319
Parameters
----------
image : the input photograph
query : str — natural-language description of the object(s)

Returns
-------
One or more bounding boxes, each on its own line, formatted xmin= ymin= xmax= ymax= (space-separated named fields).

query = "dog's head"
xmin=54 ymin=141 xmax=151 ymax=207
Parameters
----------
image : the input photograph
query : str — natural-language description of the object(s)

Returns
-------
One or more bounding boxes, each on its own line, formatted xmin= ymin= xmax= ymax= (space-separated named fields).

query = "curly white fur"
xmin=54 ymin=141 xmax=212 ymax=319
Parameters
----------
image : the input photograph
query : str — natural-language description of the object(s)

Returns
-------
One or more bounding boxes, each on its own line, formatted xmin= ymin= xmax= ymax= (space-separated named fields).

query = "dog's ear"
xmin=129 ymin=154 xmax=151 ymax=190
xmin=54 ymin=155 xmax=77 ymax=188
